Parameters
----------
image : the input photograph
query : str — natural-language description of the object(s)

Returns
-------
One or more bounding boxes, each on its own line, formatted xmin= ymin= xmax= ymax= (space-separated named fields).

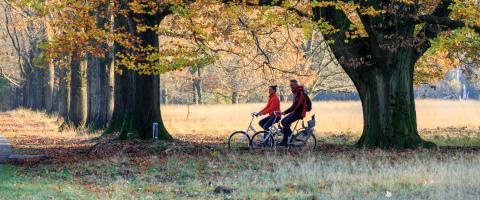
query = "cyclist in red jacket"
xmin=254 ymin=85 xmax=281 ymax=131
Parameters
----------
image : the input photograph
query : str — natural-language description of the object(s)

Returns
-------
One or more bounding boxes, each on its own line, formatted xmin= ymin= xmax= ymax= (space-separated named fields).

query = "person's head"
xmin=269 ymin=85 xmax=277 ymax=95
xmin=289 ymin=79 xmax=299 ymax=90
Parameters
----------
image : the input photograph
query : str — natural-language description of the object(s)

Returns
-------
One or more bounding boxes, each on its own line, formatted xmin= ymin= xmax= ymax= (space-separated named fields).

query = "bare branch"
xmin=0 ymin=67 xmax=21 ymax=88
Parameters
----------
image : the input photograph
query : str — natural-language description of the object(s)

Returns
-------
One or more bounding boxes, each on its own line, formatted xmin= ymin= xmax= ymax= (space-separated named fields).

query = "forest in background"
xmin=1 ymin=0 xmax=479 ymax=108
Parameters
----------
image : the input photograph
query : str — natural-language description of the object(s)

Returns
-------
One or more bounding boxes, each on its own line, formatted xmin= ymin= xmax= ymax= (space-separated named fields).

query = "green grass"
xmin=2 ymin=149 xmax=480 ymax=199
xmin=0 ymin=165 xmax=96 ymax=199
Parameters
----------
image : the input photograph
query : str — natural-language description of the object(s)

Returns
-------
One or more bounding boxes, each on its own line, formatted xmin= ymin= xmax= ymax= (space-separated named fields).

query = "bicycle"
xmin=251 ymin=115 xmax=317 ymax=150
xmin=227 ymin=112 xmax=259 ymax=150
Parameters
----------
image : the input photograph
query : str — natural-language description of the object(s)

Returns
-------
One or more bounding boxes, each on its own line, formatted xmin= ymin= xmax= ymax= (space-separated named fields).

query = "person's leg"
xmin=261 ymin=116 xmax=276 ymax=131
xmin=280 ymin=114 xmax=296 ymax=144
xmin=273 ymin=116 xmax=281 ymax=124
xmin=258 ymin=116 xmax=270 ymax=131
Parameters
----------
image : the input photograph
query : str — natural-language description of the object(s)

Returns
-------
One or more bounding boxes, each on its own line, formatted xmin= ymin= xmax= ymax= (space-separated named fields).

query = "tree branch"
xmin=416 ymin=15 xmax=480 ymax=34
xmin=414 ymin=0 xmax=479 ymax=59
xmin=0 ymin=67 xmax=21 ymax=88
xmin=312 ymin=2 xmax=371 ymax=72
xmin=222 ymin=0 xmax=311 ymax=18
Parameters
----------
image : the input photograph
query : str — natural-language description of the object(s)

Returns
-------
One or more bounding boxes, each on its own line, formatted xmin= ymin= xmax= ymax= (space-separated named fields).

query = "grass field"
xmin=1 ymin=100 xmax=480 ymax=199
xmin=163 ymin=100 xmax=480 ymax=145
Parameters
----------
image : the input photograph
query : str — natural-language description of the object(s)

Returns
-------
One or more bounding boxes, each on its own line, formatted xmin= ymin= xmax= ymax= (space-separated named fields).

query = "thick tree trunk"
xmin=87 ymin=9 xmax=115 ymax=130
xmin=106 ymin=11 xmax=125 ymax=134
xmin=353 ymin=51 xmax=433 ymax=149
xmin=68 ymin=52 xmax=88 ymax=127
xmin=119 ymin=70 xmax=171 ymax=140
xmin=87 ymin=55 xmax=113 ymax=129
xmin=87 ymin=55 xmax=100 ymax=126
xmin=117 ymin=13 xmax=171 ymax=140
xmin=106 ymin=71 xmax=126 ymax=133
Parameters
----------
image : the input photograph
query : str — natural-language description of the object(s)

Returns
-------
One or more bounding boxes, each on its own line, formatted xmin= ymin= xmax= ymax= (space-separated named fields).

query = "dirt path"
xmin=0 ymin=134 xmax=12 ymax=168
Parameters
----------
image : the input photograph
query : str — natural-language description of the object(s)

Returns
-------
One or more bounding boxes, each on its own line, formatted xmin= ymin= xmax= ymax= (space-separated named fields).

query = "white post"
xmin=153 ymin=123 xmax=158 ymax=140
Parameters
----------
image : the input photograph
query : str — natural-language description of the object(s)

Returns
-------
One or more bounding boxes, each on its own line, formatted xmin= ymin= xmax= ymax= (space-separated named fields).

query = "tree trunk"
xmin=22 ymin=73 xmax=34 ymax=108
xmin=119 ymin=70 xmax=171 ymax=140
xmin=106 ymin=11 xmax=125 ymax=134
xmin=116 ymin=12 xmax=171 ymax=140
xmin=279 ymin=86 xmax=287 ymax=102
xmin=353 ymin=51 xmax=433 ymax=149
xmin=68 ymin=52 xmax=88 ymax=127
xmin=106 ymin=55 xmax=115 ymax=122
xmin=87 ymin=55 xmax=113 ymax=129
xmin=231 ymin=91 xmax=239 ymax=104
xmin=44 ymin=61 xmax=55 ymax=112
xmin=58 ymin=67 xmax=70 ymax=118
xmin=196 ymin=68 xmax=202 ymax=104
xmin=191 ymin=67 xmax=202 ymax=104
xmin=192 ymin=79 xmax=198 ymax=104
xmin=106 ymin=71 xmax=126 ymax=133
xmin=87 ymin=8 xmax=115 ymax=130
xmin=32 ymin=67 xmax=45 ymax=110
xmin=87 ymin=55 xmax=100 ymax=126
xmin=160 ymin=88 xmax=168 ymax=104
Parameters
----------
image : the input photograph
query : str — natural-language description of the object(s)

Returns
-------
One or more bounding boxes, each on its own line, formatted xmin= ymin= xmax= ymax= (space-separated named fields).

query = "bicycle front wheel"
xmin=228 ymin=131 xmax=251 ymax=150
xmin=251 ymin=131 xmax=274 ymax=148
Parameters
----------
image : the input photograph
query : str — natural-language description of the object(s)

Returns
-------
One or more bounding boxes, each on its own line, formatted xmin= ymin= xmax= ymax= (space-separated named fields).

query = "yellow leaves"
xmin=394 ymin=0 xmax=416 ymax=5
xmin=310 ymin=1 xmax=338 ymax=9
xmin=450 ymin=0 xmax=480 ymax=27
xmin=357 ymin=6 xmax=386 ymax=17
xmin=136 ymin=25 xmax=149 ymax=33
xmin=415 ymin=50 xmax=458 ymax=85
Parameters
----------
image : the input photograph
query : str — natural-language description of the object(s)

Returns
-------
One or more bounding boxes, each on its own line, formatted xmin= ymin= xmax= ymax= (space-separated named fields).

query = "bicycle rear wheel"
xmin=291 ymin=130 xmax=316 ymax=150
xmin=228 ymin=131 xmax=251 ymax=150
xmin=251 ymin=131 xmax=274 ymax=148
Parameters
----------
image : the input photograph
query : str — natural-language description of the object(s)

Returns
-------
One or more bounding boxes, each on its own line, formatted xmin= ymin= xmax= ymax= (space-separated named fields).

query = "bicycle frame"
xmin=246 ymin=114 xmax=257 ymax=134
xmin=257 ymin=115 xmax=282 ymax=144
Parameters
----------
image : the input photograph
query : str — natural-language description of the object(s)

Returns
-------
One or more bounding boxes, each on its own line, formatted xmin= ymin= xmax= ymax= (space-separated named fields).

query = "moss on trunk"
xmin=354 ymin=50 xmax=434 ymax=149
xmin=107 ymin=9 xmax=172 ymax=140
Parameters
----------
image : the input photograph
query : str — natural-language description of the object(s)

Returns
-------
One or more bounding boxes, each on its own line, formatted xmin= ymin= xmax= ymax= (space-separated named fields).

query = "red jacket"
xmin=260 ymin=93 xmax=281 ymax=116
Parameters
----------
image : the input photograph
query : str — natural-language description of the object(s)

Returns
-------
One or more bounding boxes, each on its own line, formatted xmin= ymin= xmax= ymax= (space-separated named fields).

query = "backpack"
xmin=305 ymin=94 xmax=312 ymax=112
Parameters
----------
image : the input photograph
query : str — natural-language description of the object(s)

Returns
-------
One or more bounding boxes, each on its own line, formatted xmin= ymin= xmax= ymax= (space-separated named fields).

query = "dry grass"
xmin=0 ymin=108 xmax=98 ymax=155
xmin=163 ymin=100 xmax=480 ymax=142
xmin=1 ymin=102 xmax=480 ymax=199
xmin=3 ymin=149 xmax=480 ymax=199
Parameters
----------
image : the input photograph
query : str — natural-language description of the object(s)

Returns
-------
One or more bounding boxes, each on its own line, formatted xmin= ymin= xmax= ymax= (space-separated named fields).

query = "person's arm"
xmin=259 ymin=98 xmax=272 ymax=115
xmin=283 ymin=92 xmax=301 ymax=115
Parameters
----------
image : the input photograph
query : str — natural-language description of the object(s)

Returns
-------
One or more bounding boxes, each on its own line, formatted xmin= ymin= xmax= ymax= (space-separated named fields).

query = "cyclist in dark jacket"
xmin=279 ymin=79 xmax=308 ymax=146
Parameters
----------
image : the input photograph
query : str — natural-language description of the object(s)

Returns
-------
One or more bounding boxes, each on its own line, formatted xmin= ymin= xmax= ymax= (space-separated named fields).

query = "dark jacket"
xmin=283 ymin=86 xmax=307 ymax=118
